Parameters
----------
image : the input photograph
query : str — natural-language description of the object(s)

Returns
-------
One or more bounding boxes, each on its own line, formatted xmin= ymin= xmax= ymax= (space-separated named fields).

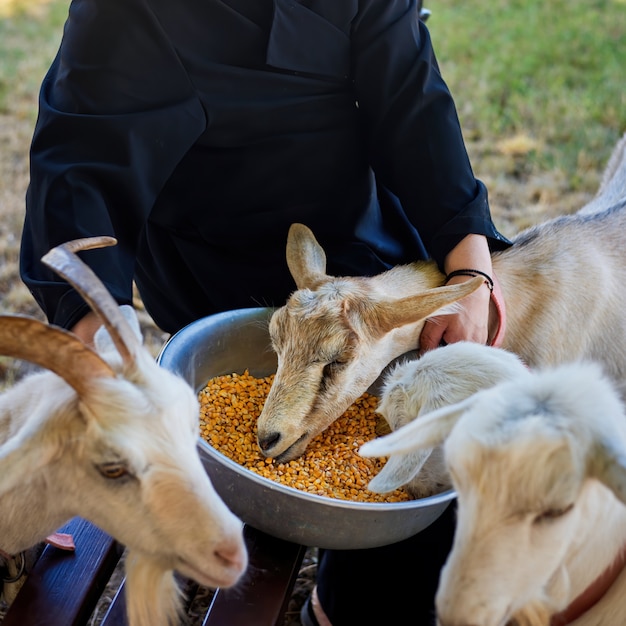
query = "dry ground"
xmin=0 ymin=21 xmax=612 ymax=626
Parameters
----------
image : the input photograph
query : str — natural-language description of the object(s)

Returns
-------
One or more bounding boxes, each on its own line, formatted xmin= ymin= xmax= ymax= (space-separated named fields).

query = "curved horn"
xmin=0 ymin=316 xmax=115 ymax=395
xmin=41 ymin=236 xmax=141 ymax=365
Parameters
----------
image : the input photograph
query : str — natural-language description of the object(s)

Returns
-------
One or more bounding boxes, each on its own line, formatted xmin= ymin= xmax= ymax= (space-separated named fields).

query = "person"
xmin=20 ymin=1 xmax=511 ymax=623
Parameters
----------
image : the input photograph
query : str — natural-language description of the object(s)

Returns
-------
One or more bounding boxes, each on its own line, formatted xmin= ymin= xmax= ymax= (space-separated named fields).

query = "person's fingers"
xmin=419 ymin=318 xmax=446 ymax=353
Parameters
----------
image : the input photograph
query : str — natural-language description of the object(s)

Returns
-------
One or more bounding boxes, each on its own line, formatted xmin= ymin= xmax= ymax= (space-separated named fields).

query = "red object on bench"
xmin=3 ymin=518 xmax=123 ymax=626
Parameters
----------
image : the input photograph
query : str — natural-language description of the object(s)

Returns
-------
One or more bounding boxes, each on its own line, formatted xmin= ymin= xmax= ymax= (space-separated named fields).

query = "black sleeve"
xmin=352 ymin=0 xmax=510 ymax=267
xmin=20 ymin=0 xmax=206 ymax=329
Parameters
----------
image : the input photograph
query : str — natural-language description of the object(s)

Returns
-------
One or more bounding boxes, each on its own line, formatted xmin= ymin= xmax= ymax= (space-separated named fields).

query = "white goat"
xmin=360 ymin=358 xmax=626 ymax=626
xmin=256 ymin=131 xmax=626 ymax=462
xmin=370 ymin=342 xmax=528 ymax=498
xmin=0 ymin=237 xmax=247 ymax=626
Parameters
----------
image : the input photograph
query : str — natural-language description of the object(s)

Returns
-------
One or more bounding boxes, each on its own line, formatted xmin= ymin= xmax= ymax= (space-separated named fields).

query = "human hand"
xmin=419 ymin=233 xmax=493 ymax=353
xmin=70 ymin=311 xmax=102 ymax=348
xmin=418 ymin=274 xmax=491 ymax=353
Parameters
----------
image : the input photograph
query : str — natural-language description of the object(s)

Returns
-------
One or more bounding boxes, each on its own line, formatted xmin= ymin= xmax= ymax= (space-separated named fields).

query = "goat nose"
xmin=215 ymin=539 xmax=247 ymax=571
xmin=258 ymin=432 xmax=280 ymax=452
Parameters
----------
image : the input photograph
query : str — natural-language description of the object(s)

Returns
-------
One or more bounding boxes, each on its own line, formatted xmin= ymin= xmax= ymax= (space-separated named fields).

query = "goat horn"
xmin=41 ymin=236 xmax=140 ymax=365
xmin=0 ymin=316 xmax=115 ymax=394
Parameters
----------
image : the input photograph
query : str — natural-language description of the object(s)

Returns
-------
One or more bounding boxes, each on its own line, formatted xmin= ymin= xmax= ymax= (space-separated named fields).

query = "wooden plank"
xmin=100 ymin=580 xmax=128 ymax=626
xmin=202 ymin=525 xmax=306 ymax=626
xmin=3 ymin=517 xmax=123 ymax=626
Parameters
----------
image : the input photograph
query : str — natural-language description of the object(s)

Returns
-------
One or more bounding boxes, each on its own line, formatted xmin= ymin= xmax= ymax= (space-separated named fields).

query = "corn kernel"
xmin=198 ymin=371 xmax=410 ymax=503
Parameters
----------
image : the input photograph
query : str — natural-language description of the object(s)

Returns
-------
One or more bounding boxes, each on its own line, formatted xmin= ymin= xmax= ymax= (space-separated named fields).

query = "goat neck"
xmin=491 ymin=132 xmax=626 ymax=399
xmin=550 ymin=542 xmax=626 ymax=625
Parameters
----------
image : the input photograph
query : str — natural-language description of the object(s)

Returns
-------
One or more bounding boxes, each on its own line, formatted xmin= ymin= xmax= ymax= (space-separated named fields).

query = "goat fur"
xmin=370 ymin=342 xmax=528 ymax=497
xmin=0 ymin=240 xmax=248 ymax=626
xmin=256 ymin=132 xmax=626 ymax=462
xmin=361 ymin=355 xmax=626 ymax=626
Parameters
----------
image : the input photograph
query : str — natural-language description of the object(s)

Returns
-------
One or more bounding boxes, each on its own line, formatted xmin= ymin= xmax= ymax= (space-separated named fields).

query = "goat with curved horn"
xmin=0 ymin=237 xmax=248 ymax=626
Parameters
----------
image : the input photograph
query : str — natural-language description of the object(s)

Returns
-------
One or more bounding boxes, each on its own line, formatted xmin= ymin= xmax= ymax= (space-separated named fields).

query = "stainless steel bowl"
xmin=157 ymin=307 xmax=455 ymax=549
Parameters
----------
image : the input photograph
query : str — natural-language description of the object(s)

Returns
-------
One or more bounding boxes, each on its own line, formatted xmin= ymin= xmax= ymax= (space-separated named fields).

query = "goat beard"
xmin=125 ymin=549 xmax=184 ymax=626
xmin=509 ymin=601 xmax=553 ymax=626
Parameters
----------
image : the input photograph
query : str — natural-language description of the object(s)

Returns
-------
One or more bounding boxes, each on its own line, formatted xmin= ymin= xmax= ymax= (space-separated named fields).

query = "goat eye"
xmin=97 ymin=463 xmax=129 ymax=480
xmin=533 ymin=503 xmax=574 ymax=524
xmin=322 ymin=360 xmax=346 ymax=378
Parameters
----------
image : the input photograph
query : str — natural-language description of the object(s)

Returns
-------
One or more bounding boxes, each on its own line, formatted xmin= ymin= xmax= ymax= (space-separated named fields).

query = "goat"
xmin=256 ymin=131 xmax=626 ymax=462
xmin=369 ymin=342 xmax=529 ymax=498
xmin=0 ymin=237 xmax=247 ymax=626
xmin=360 ymin=358 xmax=626 ymax=626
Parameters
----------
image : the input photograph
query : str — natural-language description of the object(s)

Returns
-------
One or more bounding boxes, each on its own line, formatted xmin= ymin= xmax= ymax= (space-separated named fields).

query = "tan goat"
xmin=0 ymin=237 xmax=247 ymax=626
xmin=257 ymin=132 xmax=626 ymax=462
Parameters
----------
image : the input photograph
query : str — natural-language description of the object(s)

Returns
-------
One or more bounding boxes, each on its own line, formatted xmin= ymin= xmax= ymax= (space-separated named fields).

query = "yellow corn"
xmin=198 ymin=371 xmax=410 ymax=503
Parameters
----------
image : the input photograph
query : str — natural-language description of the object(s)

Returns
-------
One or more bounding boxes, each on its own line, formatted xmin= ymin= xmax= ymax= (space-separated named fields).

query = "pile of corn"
xmin=198 ymin=370 xmax=411 ymax=503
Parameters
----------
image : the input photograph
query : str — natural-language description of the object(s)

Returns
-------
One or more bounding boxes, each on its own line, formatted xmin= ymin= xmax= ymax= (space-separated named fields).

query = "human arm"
xmin=70 ymin=312 xmax=102 ymax=348
xmin=20 ymin=0 xmax=205 ymax=330
xmin=418 ymin=233 xmax=493 ymax=352
xmin=351 ymin=0 xmax=509 ymax=349
xmin=352 ymin=0 xmax=508 ymax=262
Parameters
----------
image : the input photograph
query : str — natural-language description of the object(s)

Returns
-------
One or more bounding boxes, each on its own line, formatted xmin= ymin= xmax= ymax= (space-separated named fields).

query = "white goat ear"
xmin=368 ymin=450 xmax=431 ymax=493
xmin=360 ymin=396 xmax=474 ymax=458
xmin=285 ymin=223 xmax=329 ymax=290
xmin=94 ymin=305 xmax=142 ymax=354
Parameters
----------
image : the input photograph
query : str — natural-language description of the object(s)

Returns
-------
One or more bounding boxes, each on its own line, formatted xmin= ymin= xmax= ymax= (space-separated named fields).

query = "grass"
xmin=428 ymin=0 xmax=626 ymax=185
xmin=0 ymin=0 xmax=68 ymax=118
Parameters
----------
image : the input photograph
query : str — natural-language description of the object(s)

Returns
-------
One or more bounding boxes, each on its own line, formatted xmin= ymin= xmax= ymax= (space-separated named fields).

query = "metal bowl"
xmin=157 ymin=307 xmax=455 ymax=549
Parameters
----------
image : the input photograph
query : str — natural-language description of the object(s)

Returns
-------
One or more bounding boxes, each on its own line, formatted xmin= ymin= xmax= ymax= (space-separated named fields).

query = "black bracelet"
xmin=444 ymin=269 xmax=494 ymax=293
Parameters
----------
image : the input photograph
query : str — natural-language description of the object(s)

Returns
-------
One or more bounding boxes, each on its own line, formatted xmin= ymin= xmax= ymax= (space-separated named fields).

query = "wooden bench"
xmin=3 ymin=517 xmax=307 ymax=626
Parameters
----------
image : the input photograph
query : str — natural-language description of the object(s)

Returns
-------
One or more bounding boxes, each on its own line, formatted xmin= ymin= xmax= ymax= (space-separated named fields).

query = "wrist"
xmin=444 ymin=269 xmax=494 ymax=293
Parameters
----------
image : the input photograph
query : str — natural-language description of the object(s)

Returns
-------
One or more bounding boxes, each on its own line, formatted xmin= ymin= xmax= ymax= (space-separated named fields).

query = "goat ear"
xmin=286 ymin=223 xmax=329 ymax=290
xmin=374 ymin=277 xmax=484 ymax=334
xmin=94 ymin=305 xmax=142 ymax=355
xmin=360 ymin=396 xmax=474 ymax=458
xmin=368 ymin=449 xmax=432 ymax=493
xmin=588 ymin=439 xmax=626 ymax=506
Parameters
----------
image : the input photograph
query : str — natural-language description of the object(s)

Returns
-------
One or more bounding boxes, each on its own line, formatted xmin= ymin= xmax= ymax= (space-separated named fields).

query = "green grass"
xmin=0 ymin=0 xmax=624 ymax=190
xmin=0 ymin=0 xmax=68 ymax=117
xmin=427 ymin=0 xmax=626 ymax=181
